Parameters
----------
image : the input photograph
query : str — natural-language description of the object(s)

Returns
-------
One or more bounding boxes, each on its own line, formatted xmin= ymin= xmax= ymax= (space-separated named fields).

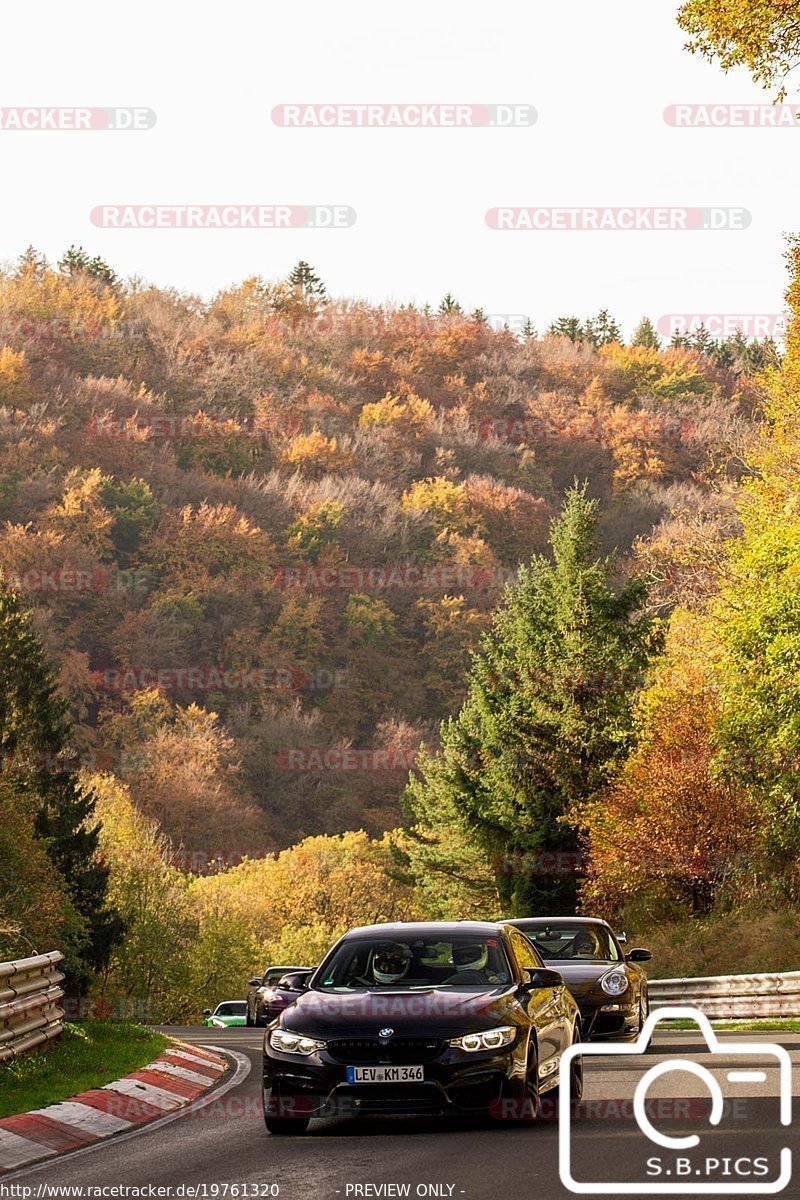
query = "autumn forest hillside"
xmin=0 ymin=250 xmax=774 ymax=857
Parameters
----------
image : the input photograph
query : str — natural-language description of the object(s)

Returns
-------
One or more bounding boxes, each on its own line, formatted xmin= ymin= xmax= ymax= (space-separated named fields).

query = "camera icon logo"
xmin=558 ymin=1005 xmax=793 ymax=1195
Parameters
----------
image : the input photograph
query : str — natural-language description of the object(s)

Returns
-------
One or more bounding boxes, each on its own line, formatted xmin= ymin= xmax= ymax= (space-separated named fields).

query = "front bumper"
xmin=578 ymin=997 xmax=639 ymax=1040
xmin=263 ymin=1042 xmax=529 ymax=1120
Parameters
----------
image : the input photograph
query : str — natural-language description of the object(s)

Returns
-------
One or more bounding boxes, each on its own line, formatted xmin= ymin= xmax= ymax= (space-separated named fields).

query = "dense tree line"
xmin=0 ymin=248 xmax=757 ymax=857
xmin=0 ymin=235 xmax=796 ymax=1002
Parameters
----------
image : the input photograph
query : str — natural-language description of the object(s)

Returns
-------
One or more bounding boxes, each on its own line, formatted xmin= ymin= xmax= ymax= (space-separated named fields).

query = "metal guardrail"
xmin=649 ymin=970 xmax=800 ymax=1020
xmin=0 ymin=951 xmax=65 ymax=1061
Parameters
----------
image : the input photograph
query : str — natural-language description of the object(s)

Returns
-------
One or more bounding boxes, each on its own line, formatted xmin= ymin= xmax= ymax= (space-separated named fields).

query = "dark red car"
xmin=247 ymin=966 xmax=314 ymax=1027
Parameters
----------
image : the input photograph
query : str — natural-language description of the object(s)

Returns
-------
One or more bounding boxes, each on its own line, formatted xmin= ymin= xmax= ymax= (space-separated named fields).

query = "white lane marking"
xmin=727 ymin=1070 xmax=767 ymax=1083
xmin=103 ymin=1079 xmax=185 ymax=1111
xmin=32 ymin=1102 xmax=131 ymax=1137
xmin=0 ymin=1128 xmax=55 ymax=1170
xmin=2 ymin=1050 xmax=250 ymax=1182
xmin=147 ymin=1061 xmax=215 ymax=1087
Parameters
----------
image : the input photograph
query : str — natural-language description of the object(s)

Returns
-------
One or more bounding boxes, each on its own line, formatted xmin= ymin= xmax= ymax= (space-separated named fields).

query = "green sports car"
xmin=202 ymin=1000 xmax=248 ymax=1027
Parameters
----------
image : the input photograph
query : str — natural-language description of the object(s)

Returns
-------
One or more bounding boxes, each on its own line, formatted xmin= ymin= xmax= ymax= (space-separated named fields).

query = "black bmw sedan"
xmin=262 ymin=920 xmax=581 ymax=1135
xmin=507 ymin=917 xmax=652 ymax=1041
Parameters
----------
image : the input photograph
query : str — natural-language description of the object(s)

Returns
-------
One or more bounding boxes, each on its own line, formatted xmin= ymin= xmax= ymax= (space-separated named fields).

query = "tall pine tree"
xmin=58 ymin=245 xmax=119 ymax=288
xmin=584 ymin=309 xmax=621 ymax=347
xmin=286 ymin=261 xmax=327 ymax=301
xmin=631 ymin=317 xmax=661 ymax=349
xmin=0 ymin=585 xmax=121 ymax=990
xmin=405 ymin=486 xmax=658 ymax=915
xmin=548 ymin=316 xmax=583 ymax=342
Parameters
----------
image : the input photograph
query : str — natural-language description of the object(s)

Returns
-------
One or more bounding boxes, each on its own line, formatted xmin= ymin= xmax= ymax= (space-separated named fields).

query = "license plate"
xmin=346 ymin=1064 xmax=424 ymax=1083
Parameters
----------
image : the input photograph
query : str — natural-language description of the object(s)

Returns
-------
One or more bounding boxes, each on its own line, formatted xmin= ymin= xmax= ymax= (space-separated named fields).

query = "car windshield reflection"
xmin=524 ymin=924 xmax=621 ymax=963
xmin=315 ymin=935 xmax=513 ymax=991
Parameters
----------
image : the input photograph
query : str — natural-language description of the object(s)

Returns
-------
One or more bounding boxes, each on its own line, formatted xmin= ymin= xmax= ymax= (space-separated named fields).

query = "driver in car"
xmin=569 ymin=927 xmax=603 ymax=958
xmin=445 ymin=942 xmax=504 ymax=985
xmin=353 ymin=942 xmax=412 ymax=986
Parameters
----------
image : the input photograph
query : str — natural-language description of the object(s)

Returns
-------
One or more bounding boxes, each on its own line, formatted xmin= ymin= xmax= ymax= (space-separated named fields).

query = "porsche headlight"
xmin=600 ymin=969 xmax=629 ymax=997
xmin=449 ymin=1026 xmax=516 ymax=1052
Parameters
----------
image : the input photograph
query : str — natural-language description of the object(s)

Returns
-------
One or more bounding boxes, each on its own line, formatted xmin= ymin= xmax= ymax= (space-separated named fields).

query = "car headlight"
xmin=600 ymin=969 xmax=629 ymax=997
xmin=269 ymin=1028 xmax=326 ymax=1056
xmin=449 ymin=1026 xmax=516 ymax=1053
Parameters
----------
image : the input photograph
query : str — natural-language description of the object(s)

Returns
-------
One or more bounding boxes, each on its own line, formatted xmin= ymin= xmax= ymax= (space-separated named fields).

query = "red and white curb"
xmin=0 ymin=1043 xmax=228 ymax=1174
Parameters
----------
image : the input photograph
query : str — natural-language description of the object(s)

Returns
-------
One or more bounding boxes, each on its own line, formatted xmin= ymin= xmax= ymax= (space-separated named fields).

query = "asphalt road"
xmin=9 ymin=1030 xmax=800 ymax=1199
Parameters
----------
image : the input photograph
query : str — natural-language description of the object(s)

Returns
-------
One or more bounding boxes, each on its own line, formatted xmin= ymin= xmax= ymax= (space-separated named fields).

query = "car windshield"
xmin=520 ymin=924 xmax=621 ymax=962
xmin=215 ymin=1001 xmax=246 ymax=1015
xmin=315 ymin=935 xmax=512 ymax=991
xmin=263 ymin=968 xmax=292 ymax=985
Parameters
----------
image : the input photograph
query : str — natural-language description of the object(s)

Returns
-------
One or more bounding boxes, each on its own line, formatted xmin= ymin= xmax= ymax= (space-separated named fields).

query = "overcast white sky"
xmin=2 ymin=0 xmax=798 ymax=335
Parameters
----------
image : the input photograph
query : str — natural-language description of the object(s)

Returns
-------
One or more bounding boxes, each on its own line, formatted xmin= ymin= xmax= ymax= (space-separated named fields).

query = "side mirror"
xmin=279 ymin=971 xmax=310 ymax=992
xmin=248 ymin=978 xmax=262 ymax=988
xmin=523 ymin=967 xmax=564 ymax=990
xmin=202 ymin=1009 xmax=212 ymax=1017
xmin=626 ymin=947 xmax=652 ymax=963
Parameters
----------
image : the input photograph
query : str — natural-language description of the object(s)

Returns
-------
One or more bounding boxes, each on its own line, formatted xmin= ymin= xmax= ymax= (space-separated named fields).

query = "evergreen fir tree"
xmin=58 ymin=245 xmax=119 ymax=288
xmin=691 ymin=323 xmax=713 ymax=353
xmin=0 ymin=585 xmax=121 ymax=990
xmin=548 ymin=316 xmax=583 ymax=342
xmin=286 ymin=260 xmax=327 ymax=300
xmin=584 ymin=309 xmax=622 ymax=347
xmin=404 ymin=486 xmax=657 ymax=915
xmin=438 ymin=293 xmax=463 ymax=316
xmin=631 ymin=317 xmax=661 ymax=349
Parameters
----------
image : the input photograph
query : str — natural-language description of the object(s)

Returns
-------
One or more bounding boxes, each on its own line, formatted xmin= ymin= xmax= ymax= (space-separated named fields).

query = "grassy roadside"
xmin=657 ymin=1018 xmax=800 ymax=1033
xmin=0 ymin=1022 xmax=170 ymax=1119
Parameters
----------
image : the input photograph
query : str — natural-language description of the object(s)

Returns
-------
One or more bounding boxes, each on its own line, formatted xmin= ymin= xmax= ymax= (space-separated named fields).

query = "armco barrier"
xmin=0 ymin=951 xmax=65 ymax=1061
xmin=649 ymin=970 xmax=800 ymax=1020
